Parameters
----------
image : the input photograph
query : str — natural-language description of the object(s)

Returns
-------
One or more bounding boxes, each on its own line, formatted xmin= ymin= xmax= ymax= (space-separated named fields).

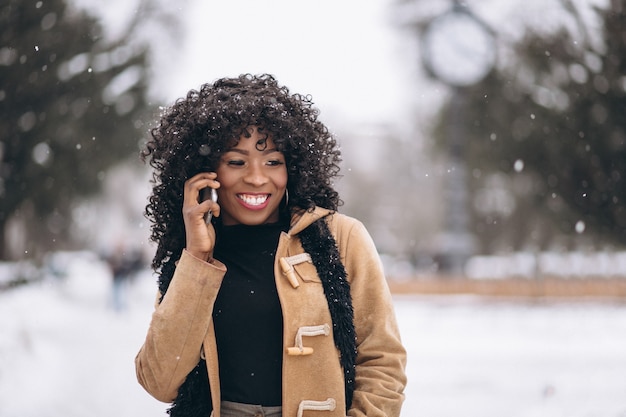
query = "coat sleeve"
xmin=337 ymin=217 xmax=407 ymax=417
xmin=135 ymin=249 xmax=226 ymax=402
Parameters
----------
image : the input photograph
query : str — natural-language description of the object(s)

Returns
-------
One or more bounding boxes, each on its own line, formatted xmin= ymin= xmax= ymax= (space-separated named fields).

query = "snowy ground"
xmin=1 ymin=256 xmax=626 ymax=417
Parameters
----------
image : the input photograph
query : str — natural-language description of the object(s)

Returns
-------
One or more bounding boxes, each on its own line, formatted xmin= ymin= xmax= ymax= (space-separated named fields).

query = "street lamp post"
xmin=420 ymin=0 xmax=496 ymax=275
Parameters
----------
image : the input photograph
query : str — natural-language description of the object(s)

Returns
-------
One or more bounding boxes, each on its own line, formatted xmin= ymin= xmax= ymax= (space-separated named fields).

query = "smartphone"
xmin=200 ymin=188 xmax=218 ymax=224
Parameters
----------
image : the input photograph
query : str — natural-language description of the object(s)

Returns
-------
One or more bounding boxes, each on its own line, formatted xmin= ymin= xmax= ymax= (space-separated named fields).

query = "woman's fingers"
xmin=199 ymin=191 xmax=220 ymax=224
xmin=182 ymin=173 xmax=221 ymax=261
xmin=184 ymin=172 xmax=219 ymax=206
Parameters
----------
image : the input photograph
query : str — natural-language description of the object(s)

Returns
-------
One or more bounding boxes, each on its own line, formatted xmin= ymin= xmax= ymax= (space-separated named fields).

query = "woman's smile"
xmin=237 ymin=193 xmax=271 ymax=209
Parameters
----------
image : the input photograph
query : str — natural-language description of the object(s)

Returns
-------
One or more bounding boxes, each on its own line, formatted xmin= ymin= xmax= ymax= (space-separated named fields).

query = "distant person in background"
xmin=104 ymin=241 xmax=143 ymax=312
xmin=135 ymin=74 xmax=406 ymax=417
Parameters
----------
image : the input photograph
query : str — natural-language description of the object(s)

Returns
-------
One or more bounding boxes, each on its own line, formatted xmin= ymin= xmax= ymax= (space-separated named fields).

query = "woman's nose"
xmin=243 ymin=164 xmax=268 ymax=186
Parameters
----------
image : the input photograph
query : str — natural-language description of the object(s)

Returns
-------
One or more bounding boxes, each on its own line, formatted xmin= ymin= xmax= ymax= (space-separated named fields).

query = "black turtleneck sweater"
xmin=212 ymin=220 xmax=288 ymax=406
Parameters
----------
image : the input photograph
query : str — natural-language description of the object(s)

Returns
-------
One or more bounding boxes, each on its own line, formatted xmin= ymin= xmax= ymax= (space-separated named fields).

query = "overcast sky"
xmin=71 ymin=0 xmax=413 ymax=126
xmin=73 ymin=0 xmax=608 ymax=128
xmin=163 ymin=0 xmax=410 ymax=126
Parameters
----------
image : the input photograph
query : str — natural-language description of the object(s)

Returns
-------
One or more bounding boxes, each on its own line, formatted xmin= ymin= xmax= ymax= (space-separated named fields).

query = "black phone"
xmin=200 ymin=188 xmax=218 ymax=224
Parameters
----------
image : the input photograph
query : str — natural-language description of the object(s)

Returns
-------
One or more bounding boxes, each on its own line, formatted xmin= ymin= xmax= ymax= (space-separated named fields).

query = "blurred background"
xmin=1 ymin=0 xmax=625 ymax=416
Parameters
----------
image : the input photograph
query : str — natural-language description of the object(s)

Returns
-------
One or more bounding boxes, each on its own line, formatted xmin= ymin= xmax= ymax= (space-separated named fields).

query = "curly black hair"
xmin=142 ymin=74 xmax=342 ymax=292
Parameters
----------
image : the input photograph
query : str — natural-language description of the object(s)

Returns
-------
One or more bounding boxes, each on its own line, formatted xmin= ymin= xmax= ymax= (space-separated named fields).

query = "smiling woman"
xmin=135 ymin=74 xmax=407 ymax=417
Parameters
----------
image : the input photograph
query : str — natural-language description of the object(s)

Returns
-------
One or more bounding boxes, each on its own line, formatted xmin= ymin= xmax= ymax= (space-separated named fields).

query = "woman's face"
xmin=215 ymin=126 xmax=288 ymax=226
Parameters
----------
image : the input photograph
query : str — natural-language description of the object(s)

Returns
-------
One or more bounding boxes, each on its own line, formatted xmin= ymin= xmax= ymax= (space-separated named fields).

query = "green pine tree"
xmin=0 ymin=0 xmax=152 ymax=260
xmin=438 ymin=0 xmax=626 ymax=252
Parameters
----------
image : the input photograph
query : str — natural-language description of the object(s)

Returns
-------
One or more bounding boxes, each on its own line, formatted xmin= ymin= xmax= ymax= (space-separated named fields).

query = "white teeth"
xmin=239 ymin=194 xmax=268 ymax=206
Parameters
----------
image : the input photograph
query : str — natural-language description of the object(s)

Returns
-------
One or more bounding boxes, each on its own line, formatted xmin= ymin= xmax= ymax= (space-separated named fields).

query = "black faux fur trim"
xmin=164 ymin=216 xmax=356 ymax=415
xmin=299 ymin=218 xmax=357 ymax=410
xmin=167 ymin=358 xmax=211 ymax=417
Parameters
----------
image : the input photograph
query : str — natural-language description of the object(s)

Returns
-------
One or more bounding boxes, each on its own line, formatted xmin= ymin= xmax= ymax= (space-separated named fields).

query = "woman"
xmin=135 ymin=74 xmax=406 ymax=417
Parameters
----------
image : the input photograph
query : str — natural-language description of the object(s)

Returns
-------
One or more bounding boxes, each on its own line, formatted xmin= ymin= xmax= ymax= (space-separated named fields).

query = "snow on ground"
xmin=1 ymin=255 xmax=626 ymax=417
xmin=396 ymin=295 xmax=626 ymax=417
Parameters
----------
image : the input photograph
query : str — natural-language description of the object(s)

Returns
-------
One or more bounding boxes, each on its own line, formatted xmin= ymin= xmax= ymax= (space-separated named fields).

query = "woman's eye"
xmin=267 ymin=159 xmax=284 ymax=166
xmin=227 ymin=159 xmax=245 ymax=166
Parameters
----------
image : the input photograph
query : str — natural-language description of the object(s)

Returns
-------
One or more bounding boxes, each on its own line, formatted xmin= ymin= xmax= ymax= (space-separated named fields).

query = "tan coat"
xmin=136 ymin=207 xmax=407 ymax=417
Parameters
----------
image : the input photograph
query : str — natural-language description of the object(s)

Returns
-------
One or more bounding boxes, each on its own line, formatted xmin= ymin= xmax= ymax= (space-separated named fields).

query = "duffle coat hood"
xmin=135 ymin=207 xmax=407 ymax=417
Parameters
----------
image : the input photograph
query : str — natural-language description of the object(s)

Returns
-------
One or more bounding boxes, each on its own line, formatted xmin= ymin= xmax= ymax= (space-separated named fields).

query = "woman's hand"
xmin=182 ymin=172 xmax=220 ymax=262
